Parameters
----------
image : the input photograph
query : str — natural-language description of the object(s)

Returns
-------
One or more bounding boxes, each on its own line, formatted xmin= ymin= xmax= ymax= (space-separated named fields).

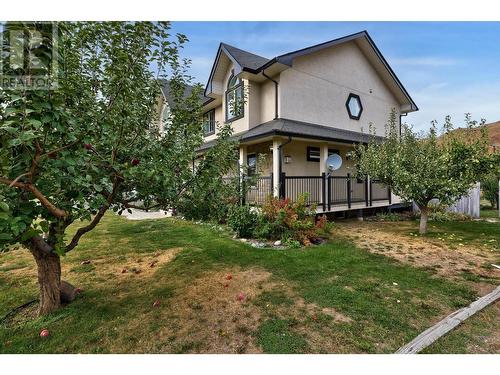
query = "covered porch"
xmin=238 ymin=133 xmax=396 ymax=213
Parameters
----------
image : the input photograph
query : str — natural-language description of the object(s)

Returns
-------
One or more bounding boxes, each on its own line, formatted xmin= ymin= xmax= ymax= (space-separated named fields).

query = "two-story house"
xmin=191 ymin=31 xmax=418 ymax=213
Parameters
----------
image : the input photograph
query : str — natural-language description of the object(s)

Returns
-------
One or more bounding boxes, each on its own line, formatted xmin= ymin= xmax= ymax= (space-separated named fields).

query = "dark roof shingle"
xmin=197 ymin=118 xmax=382 ymax=152
xmin=221 ymin=43 xmax=270 ymax=71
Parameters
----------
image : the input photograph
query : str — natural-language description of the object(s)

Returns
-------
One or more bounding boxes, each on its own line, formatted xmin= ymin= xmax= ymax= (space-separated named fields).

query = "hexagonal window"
xmin=346 ymin=93 xmax=363 ymax=120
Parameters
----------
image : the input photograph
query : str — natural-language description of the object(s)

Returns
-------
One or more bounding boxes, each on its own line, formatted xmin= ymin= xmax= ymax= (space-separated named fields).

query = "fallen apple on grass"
xmin=39 ymin=329 xmax=49 ymax=338
xmin=237 ymin=292 xmax=245 ymax=302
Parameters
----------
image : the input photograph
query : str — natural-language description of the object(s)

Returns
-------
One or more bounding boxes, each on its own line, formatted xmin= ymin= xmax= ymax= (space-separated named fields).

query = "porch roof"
xmin=197 ymin=118 xmax=383 ymax=152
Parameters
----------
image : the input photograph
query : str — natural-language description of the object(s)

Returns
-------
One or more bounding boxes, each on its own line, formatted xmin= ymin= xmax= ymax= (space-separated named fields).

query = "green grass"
xmin=423 ymin=303 xmax=500 ymax=354
xmin=385 ymin=219 xmax=500 ymax=251
xmin=0 ymin=214 xmax=489 ymax=353
xmin=481 ymin=207 xmax=499 ymax=219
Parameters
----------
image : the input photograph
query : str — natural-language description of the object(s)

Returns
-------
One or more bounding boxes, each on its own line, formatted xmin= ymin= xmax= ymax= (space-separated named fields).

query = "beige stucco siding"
xmin=259 ymin=79 xmax=278 ymax=124
xmin=246 ymin=139 xmax=357 ymax=177
xmin=279 ymin=41 xmax=401 ymax=135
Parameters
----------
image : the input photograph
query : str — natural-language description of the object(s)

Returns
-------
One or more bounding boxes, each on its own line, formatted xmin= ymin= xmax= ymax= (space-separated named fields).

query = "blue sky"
xmin=170 ymin=21 xmax=500 ymax=131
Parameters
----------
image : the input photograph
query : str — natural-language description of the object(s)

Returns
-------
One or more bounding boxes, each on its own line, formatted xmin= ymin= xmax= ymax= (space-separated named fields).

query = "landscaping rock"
xmin=239 ymin=238 xmax=247 ymax=242
xmin=273 ymin=240 xmax=282 ymax=246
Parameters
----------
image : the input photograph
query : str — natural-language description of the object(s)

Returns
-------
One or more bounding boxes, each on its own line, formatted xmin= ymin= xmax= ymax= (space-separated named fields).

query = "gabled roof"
xmin=220 ymin=43 xmax=270 ymax=71
xmin=160 ymin=79 xmax=211 ymax=107
xmin=204 ymin=30 xmax=418 ymax=113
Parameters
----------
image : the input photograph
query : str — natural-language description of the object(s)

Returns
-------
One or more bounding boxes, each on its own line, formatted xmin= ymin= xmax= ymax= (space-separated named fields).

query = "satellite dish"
xmin=326 ymin=153 xmax=342 ymax=172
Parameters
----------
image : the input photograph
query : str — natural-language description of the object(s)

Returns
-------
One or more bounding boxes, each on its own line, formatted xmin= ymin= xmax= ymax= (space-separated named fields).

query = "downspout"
xmin=262 ymin=69 xmax=279 ymax=120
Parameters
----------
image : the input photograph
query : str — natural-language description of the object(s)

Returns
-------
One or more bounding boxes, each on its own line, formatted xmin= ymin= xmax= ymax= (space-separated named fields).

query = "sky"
xmin=169 ymin=21 xmax=500 ymax=131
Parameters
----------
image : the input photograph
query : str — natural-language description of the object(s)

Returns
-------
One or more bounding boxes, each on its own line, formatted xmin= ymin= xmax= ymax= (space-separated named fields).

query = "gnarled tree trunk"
xmin=29 ymin=244 xmax=61 ymax=316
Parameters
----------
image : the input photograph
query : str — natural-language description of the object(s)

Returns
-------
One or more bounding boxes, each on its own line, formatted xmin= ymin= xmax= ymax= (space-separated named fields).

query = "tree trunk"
xmin=419 ymin=207 xmax=429 ymax=235
xmin=30 ymin=245 xmax=61 ymax=316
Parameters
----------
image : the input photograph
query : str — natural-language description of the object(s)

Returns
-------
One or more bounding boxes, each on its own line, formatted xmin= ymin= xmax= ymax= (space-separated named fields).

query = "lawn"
xmin=0 ymin=214 xmax=498 ymax=353
xmin=481 ymin=207 xmax=499 ymax=219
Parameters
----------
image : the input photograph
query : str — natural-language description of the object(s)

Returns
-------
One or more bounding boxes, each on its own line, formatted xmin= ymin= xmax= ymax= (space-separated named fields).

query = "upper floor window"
xmin=203 ymin=109 xmax=215 ymax=136
xmin=346 ymin=93 xmax=363 ymax=120
xmin=225 ymin=71 xmax=244 ymax=121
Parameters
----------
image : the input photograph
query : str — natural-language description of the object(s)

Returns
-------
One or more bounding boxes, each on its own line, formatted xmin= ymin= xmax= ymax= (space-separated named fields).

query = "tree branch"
xmin=65 ymin=175 xmax=122 ymax=252
xmin=0 ymin=177 xmax=68 ymax=218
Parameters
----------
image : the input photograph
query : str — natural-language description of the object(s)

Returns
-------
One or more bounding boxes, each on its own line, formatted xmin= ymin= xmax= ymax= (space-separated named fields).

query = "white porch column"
xmin=272 ymin=139 xmax=281 ymax=197
xmin=239 ymin=145 xmax=247 ymax=175
xmin=319 ymin=143 xmax=329 ymax=175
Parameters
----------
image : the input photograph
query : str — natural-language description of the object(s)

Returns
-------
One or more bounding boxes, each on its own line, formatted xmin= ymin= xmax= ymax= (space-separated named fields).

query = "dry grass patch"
xmin=336 ymin=221 xmax=499 ymax=290
xmin=115 ymin=268 xmax=276 ymax=353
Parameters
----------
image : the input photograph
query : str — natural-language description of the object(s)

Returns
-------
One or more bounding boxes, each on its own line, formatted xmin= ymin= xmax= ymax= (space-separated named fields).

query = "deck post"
xmin=272 ymin=139 xmax=281 ymax=197
xmin=364 ymin=177 xmax=369 ymax=207
xmin=327 ymin=175 xmax=331 ymax=211
xmin=279 ymin=172 xmax=286 ymax=199
xmin=388 ymin=186 xmax=392 ymax=204
xmin=368 ymin=176 xmax=373 ymax=207
xmin=321 ymin=172 xmax=326 ymax=212
xmin=347 ymin=173 xmax=352 ymax=209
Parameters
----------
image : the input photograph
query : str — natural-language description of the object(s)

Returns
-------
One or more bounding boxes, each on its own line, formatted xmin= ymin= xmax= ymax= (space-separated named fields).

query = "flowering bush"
xmin=254 ymin=194 xmax=332 ymax=245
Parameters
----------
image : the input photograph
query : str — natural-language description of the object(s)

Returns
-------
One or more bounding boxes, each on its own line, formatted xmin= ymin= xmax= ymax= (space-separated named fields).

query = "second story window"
xmin=203 ymin=109 xmax=215 ymax=136
xmin=225 ymin=72 xmax=244 ymax=121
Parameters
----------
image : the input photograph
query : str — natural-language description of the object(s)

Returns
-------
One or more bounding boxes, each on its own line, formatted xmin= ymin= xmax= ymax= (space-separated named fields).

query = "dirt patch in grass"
xmin=115 ymin=268 xmax=276 ymax=353
xmin=113 ymin=247 xmax=183 ymax=277
xmin=336 ymin=221 xmax=499 ymax=292
xmin=294 ymin=298 xmax=353 ymax=323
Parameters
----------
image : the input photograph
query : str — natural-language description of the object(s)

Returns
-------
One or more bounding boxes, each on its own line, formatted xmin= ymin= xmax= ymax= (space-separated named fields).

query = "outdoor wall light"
xmin=284 ymin=155 xmax=292 ymax=164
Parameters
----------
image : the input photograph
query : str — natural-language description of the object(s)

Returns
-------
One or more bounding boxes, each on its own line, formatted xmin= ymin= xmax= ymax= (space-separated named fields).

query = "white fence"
xmin=413 ymin=182 xmax=481 ymax=218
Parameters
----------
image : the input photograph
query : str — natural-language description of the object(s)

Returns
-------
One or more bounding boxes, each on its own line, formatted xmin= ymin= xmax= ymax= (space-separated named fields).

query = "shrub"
xmin=482 ymin=175 xmax=499 ymax=208
xmin=427 ymin=210 xmax=471 ymax=222
xmin=255 ymin=194 xmax=331 ymax=245
xmin=227 ymin=204 xmax=258 ymax=238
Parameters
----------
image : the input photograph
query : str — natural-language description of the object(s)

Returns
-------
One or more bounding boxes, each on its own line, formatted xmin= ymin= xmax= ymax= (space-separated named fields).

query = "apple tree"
xmin=0 ymin=21 xmax=235 ymax=315
xmin=353 ymin=111 xmax=498 ymax=234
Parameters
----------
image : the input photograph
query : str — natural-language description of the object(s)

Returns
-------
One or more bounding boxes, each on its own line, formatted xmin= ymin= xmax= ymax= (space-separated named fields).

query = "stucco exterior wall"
xmin=279 ymin=41 xmax=401 ymax=135
xmin=259 ymin=79 xmax=277 ymax=125
xmin=280 ymin=141 xmax=356 ymax=176
xmin=245 ymin=140 xmax=357 ymax=177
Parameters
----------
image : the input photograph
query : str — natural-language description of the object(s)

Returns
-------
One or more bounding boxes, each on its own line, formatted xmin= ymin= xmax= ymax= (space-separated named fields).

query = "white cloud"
xmin=405 ymin=81 xmax=500 ymax=131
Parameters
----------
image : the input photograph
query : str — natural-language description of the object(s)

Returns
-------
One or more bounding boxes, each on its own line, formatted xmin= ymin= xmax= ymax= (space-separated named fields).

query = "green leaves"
xmin=354 ymin=110 xmax=495 ymax=212
xmin=1 ymin=21 xmax=232 ymax=257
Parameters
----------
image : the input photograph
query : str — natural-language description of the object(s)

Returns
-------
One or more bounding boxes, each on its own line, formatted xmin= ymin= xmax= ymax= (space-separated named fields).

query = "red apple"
xmin=225 ymin=274 xmax=232 ymax=280
xmin=40 ymin=329 xmax=49 ymax=338
xmin=224 ymin=283 xmax=229 ymax=288
xmin=237 ymin=292 xmax=245 ymax=302
xmin=131 ymin=158 xmax=140 ymax=166
xmin=84 ymin=143 xmax=92 ymax=150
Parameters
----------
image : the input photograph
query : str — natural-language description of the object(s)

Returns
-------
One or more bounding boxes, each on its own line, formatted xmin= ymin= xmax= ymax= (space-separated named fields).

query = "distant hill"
xmin=443 ymin=121 xmax=500 ymax=153
xmin=483 ymin=121 xmax=500 ymax=148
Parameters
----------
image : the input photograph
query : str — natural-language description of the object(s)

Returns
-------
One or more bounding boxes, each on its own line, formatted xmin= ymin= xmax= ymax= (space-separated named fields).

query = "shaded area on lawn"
xmin=0 ymin=214 xmax=486 ymax=353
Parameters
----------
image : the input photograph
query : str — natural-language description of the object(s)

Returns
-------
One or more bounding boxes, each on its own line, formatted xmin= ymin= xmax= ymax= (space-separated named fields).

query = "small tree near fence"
xmin=353 ymin=111 xmax=498 ymax=234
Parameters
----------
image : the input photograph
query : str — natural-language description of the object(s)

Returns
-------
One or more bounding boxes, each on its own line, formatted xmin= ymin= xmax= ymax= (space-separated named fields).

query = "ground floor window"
xmin=307 ymin=147 xmax=340 ymax=162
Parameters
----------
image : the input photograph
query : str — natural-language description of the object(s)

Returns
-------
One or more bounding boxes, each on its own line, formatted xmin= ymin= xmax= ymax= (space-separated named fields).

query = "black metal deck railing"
xmin=224 ymin=173 xmax=391 ymax=211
